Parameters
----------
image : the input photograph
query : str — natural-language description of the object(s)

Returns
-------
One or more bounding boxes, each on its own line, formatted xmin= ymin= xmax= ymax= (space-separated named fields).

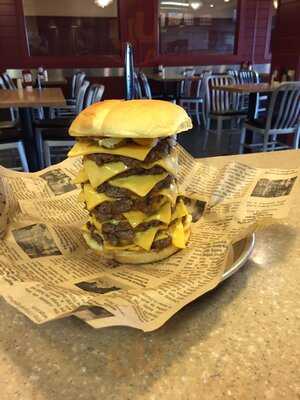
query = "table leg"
xmin=19 ymin=108 xmax=41 ymax=172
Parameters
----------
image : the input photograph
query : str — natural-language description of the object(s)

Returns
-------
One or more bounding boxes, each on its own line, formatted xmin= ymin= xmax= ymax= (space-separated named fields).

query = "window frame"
xmin=157 ymin=0 xmax=241 ymax=57
xmin=16 ymin=0 xmax=124 ymax=67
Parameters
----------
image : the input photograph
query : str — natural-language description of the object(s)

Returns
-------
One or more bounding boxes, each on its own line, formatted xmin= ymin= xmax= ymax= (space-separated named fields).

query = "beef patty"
xmin=97 ymin=175 xmax=173 ymax=199
xmin=85 ymin=138 xmax=173 ymax=167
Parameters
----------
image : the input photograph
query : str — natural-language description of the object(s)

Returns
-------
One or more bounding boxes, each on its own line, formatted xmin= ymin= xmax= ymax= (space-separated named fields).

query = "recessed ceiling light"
xmin=190 ymin=1 xmax=203 ymax=10
xmin=161 ymin=1 xmax=190 ymax=6
xmin=224 ymin=0 xmax=230 ymax=2
xmin=210 ymin=3 xmax=215 ymax=7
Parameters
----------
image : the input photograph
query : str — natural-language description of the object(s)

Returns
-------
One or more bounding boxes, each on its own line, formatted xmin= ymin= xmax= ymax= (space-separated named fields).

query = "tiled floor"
xmin=178 ymin=123 xmax=241 ymax=158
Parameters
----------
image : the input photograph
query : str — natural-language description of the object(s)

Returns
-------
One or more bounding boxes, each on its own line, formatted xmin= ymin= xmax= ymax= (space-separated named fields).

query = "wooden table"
xmin=0 ymin=88 xmax=66 ymax=171
xmin=147 ymin=73 xmax=202 ymax=98
xmin=212 ymin=83 xmax=280 ymax=119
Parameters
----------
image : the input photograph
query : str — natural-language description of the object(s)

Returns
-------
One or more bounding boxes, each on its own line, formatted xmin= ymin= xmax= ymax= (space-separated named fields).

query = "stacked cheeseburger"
xmin=68 ymin=99 xmax=193 ymax=264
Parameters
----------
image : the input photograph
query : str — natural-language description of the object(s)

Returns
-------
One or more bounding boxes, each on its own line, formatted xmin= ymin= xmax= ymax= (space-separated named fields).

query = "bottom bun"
xmin=83 ymin=228 xmax=191 ymax=265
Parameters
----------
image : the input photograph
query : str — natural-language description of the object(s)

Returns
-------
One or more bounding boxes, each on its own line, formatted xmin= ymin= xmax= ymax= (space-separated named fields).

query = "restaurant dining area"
xmin=0 ymin=1 xmax=300 ymax=400
xmin=0 ymin=0 xmax=299 ymax=171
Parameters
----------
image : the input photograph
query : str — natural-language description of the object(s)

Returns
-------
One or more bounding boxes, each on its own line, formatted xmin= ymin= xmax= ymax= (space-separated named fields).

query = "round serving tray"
xmin=222 ymin=234 xmax=255 ymax=281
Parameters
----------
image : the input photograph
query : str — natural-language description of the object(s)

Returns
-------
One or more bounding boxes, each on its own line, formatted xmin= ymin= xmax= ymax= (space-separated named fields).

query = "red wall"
xmin=271 ymin=0 xmax=300 ymax=79
xmin=0 ymin=0 xmax=273 ymax=69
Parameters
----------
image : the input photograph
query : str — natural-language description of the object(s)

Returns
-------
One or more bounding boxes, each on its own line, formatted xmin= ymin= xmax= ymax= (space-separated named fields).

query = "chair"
xmin=0 ymin=80 xmax=28 ymax=171
xmin=133 ymin=72 xmax=143 ymax=99
xmin=204 ymin=74 xmax=246 ymax=137
xmin=138 ymin=72 xmax=176 ymax=102
xmin=0 ymin=75 xmax=18 ymax=123
xmin=50 ymin=71 xmax=86 ymax=118
xmin=178 ymin=73 xmax=207 ymax=126
xmin=240 ymin=82 xmax=300 ymax=153
xmin=42 ymin=82 xmax=104 ymax=167
xmin=84 ymin=84 xmax=105 ymax=107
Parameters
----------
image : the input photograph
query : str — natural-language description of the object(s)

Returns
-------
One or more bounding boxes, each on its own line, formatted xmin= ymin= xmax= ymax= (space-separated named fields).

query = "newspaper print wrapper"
xmin=0 ymin=146 xmax=298 ymax=332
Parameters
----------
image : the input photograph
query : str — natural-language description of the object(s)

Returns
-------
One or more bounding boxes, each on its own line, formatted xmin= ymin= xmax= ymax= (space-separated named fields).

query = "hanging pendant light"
xmin=94 ymin=0 xmax=113 ymax=8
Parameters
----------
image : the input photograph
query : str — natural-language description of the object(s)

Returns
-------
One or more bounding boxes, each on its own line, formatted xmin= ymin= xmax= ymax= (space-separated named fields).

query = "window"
xmin=159 ymin=0 xmax=238 ymax=55
xmin=22 ymin=0 xmax=120 ymax=56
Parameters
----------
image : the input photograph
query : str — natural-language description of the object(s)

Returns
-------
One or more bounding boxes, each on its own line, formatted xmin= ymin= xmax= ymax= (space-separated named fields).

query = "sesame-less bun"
xmin=83 ymin=227 xmax=191 ymax=265
xmin=69 ymin=99 xmax=192 ymax=139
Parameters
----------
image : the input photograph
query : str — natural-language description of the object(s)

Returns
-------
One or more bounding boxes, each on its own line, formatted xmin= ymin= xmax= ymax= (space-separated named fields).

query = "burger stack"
xmin=68 ymin=99 xmax=193 ymax=264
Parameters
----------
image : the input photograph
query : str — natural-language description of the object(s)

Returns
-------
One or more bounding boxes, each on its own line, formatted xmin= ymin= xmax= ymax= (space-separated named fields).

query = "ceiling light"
xmin=94 ymin=0 xmax=113 ymax=8
xmin=190 ymin=1 xmax=202 ymax=10
xmin=210 ymin=3 xmax=214 ymax=7
xmin=161 ymin=1 xmax=190 ymax=7
xmin=224 ymin=0 xmax=230 ymax=2
xmin=273 ymin=0 xmax=278 ymax=9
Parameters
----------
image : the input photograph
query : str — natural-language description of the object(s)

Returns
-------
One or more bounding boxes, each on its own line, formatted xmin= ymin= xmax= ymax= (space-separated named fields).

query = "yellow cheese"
xmin=146 ymin=201 xmax=171 ymax=225
xmin=141 ymin=152 xmax=178 ymax=176
xmin=110 ymin=173 xmax=168 ymax=197
xmin=171 ymin=199 xmax=189 ymax=221
xmin=171 ymin=220 xmax=186 ymax=249
xmin=124 ymin=201 xmax=171 ymax=228
xmin=83 ymin=183 xmax=112 ymax=211
xmin=134 ymin=226 xmax=161 ymax=251
xmin=78 ymin=190 xmax=85 ymax=203
xmin=123 ymin=210 xmax=146 ymax=228
xmin=84 ymin=159 xmax=128 ymax=188
xmin=91 ymin=216 xmax=102 ymax=231
xmin=104 ymin=243 xmax=140 ymax=252
xmin=68 ymin=141 xmax=153 ymax=161
xmin=158 ymin=182 xmax=178 ymax=205
xmin=73 ymin=168 xmax=88 ymax=184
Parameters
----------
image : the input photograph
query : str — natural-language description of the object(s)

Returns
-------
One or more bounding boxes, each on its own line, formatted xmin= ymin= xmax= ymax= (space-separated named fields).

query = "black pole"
xmin=124 ymin=42 xmax=135 ymax=100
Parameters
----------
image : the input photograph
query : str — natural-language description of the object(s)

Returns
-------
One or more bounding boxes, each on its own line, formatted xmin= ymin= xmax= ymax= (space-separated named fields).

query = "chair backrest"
xmin=2 ymin=72 xmax=16 ymax=89
xmin=205 ymin=74 xmax=237 ymax=115
xmin=71 ymin=72 xmax=79 ymax=98
xmin=0 ymin=76 xmax=6 ymax=89
xmin=85 ymin=84 xmax=105 ymax=107
xmin=180 ymin=77 xmax=194 ymax=98
xmin=133 ymin=72 xmax=142 ymax=99
xmin=75 ymin=80 xmax=90 ymax=114
xmin=239 ymin=70 xmax=259 ymax=84
xmin=74 ymin=72 xmax=87 ymax=99
xmin=139 ymin=72 xmax=152 ymax=99
xmin=266 ymin=82 xmax=300 ymax=130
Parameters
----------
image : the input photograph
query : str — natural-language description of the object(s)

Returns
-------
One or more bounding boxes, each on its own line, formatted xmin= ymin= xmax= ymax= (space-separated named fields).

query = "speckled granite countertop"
xmin=0 ymin=150 xmax=299 ymax=400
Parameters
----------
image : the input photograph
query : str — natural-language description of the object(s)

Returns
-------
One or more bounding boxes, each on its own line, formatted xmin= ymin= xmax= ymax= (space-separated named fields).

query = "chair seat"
xmin=0 ymin=127 xmax=23 ymax=142
xmin=40 ymin=128 xmax=71 ymax=140
xmin=179 ymin=97 xmax=203 ymax=103
xmin=35 ymin=118 xmax=73 ymax=129
xmin=245 ymin=118 xmax=267 ymax=129
xmin=211 ymin=110 xmax=247 ymax=117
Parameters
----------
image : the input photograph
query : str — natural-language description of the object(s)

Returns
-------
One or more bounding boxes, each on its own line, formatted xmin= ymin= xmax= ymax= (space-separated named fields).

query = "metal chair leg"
xmin=43 ymin=141 xmax=52 ymax=166
xmin=239 ymin=126 xmax=246 ymax=154
xmin=293 ymin=125 xmax=300 ymax=149
xmin=263 ymin=132 xmax=269 ymax=152
xmin=195 ymin=103 xmax=201 ymax=126
xmin=216 ymin=117 xmax=222 ymax=135
xmin=17 ymin=141 xmax=29 ymax=172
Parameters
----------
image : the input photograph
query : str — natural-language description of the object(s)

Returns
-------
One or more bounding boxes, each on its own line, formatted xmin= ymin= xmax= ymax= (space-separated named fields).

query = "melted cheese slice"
xmin=84 ymin=159 xmax=128 ymax=188
xmin=171 ymin=199 xmax=189 ymax=222
xmin=134 ymin=226 xmax=161 ymax=251
xmin=143 ymin=152 xmax=178 ymax=176
xmin=110 ymin=173 xmax=168 ymax=197
xmin=91 ymin=216 xmax=102 ymax=231
xmin=123 ymin=201 xmax=172 ymax=228
xmin=73 ymin=168 xmax=88 ymax=184
xmin=171 ymin=220 xmax=186 ymax=249
xmin=123 ymin=210 xmax=146 ymax=228
xmin=78 ymin=190 xmax=85 ymax=203
xmin=68 ymin=141 xmax=153 ymax=161
xmin=83 ymin=184 xmax=112 ymax=211
xmin=159 ymin=182 xmax=178 ymax=205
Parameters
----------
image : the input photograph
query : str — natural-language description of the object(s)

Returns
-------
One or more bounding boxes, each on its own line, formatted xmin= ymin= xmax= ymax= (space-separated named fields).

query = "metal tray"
xmin=222 ymin=234 xmax=255 ymax=281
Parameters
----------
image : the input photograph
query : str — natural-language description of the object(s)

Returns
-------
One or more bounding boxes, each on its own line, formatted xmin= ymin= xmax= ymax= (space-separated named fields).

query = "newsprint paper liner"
xmin=0 ymin=147 xmax=298 ymax=332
